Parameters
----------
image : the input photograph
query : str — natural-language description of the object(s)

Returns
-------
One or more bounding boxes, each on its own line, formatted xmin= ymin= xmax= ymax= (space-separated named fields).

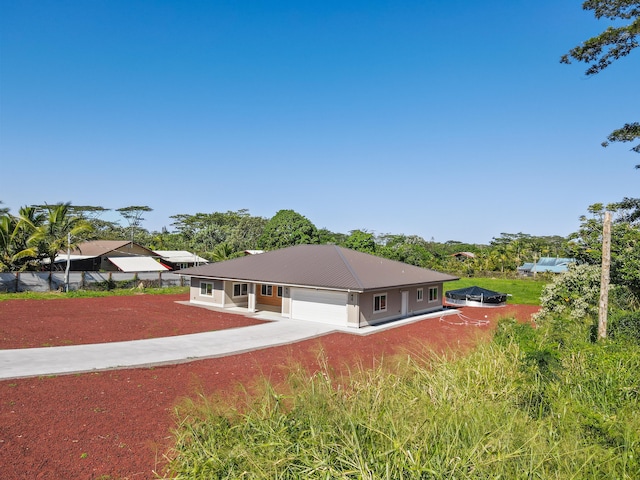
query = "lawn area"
xmin=444 ymin=277 xmax=546 ymax=305
xmin=0 ymin=286 xmax=189 ymax=301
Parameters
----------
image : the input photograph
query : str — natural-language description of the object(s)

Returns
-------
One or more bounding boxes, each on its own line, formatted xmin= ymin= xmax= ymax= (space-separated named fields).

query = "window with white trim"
xmin=277 ymin=286 xmax=283 ymax=297
xmin=200 ymin=282 xmax=213 ymax=296
xmin=429 ymin=287 xmax=438 ymax=302
xmin=233 ymin=283 xmax=248 ymax=297
xmin=417 ymin=288 xmax=424 ymax=302
xmin=373 ymin=293 xmax=387 ymax=313
xmin=261 ymin=284 xmax=273 ymax=296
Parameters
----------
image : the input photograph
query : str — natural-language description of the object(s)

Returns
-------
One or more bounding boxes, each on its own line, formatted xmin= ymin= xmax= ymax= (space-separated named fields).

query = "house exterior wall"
xmin=187 ymin=276 xmax=445 ymax=328
xmin=189 ymin=277 xmax=224 ymax=306
xmin=223 ymin=281 xmax=249 ymax=308
xmin=347 ymin=292 xmax=360 ymax=327
xmin=257 ymin=284 xmax=283 ymax=309
xmin=99 ymin=244 xmax=157 ymax=271
xmin=359 ymin=283 xmax=443 ymax=327
xmin=68 ymin=258 xmax=102 ymax=271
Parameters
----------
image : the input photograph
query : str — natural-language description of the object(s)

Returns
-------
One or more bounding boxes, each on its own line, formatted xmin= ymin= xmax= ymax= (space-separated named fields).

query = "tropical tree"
xmin=168 ymin=210 xmax=262 ymax=253
xmin=117 ymin=205 xmax=153 ymax=243
xmin=226 ymin=215 xmax=267 ymax=252
xmin=344 ymin=229 xmax=377 ymax=253
xmin=317 ymin=228 xmax=348 ymax=245
xmin=0 ymin=212 xmax=38 ymax=271
xmin=568 ymin=200 xmax=640 ymax=299
xmin=28 ymin=203 xmax=93 ymax=271
xmin=258 ymin=210 xmax=319 ymax=249
xmin=210 ymin=242 xmax=234 ymax=262
xmin=376 ymin=234 xmax=436 ymax=268
xmin=561 ymin=1 xmax=640 ymax=165
xmin=0 ymin=206 xmax=49 ymax=271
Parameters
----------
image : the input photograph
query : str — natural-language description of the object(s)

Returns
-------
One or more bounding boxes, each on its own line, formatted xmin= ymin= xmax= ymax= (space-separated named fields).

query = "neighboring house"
xmin=154 ymin=250 xmax=209 ymax=270
xmin=179 ymin=244 xmax=458 ymax=329
xmin=451 ymin=252 xmax=475 ymax=260
xmin=517 ymin=257 xmax=576 ymax=276
xmin=50 ymin=240 xmax=168 ymax=272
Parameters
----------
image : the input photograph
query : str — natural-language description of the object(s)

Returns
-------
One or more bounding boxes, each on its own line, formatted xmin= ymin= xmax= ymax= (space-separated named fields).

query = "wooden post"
xmin=598 ymin=211 xmax=612 ymax=341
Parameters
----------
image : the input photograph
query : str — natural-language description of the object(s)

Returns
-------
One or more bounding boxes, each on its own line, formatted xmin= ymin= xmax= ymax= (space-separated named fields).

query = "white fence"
xmin=0 ymin=271 xmax=188 ymax=293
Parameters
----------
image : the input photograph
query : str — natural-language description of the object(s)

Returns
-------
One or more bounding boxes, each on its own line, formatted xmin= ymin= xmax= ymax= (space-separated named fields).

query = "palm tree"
xmin=0 ymin=214 xmax=25 ymax=271
xmin=210 ymin=242 xmax=234 ymax=262
xmin=0 ymin=207 xmax=46 ymax=271
xmin=27 ymin=203 xmax=93 ymax=271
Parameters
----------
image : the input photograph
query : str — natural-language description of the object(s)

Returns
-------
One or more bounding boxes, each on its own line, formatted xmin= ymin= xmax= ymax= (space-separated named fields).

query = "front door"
xmin=401 ymin=290 xmax=409 ymax=317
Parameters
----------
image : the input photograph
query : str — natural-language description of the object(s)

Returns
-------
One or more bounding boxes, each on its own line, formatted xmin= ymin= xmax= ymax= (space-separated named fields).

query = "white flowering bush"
xmin=533 ymin=264 xmax=601 ymax=323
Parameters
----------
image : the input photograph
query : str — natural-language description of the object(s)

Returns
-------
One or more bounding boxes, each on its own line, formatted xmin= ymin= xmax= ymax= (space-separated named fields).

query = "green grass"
xmin=166 ymin=320 xmax=640 ymax=479
xmin=444 ymin=277 xmax=546 ymax=305
xmin=0 ymin=286 xmax=189 ymax=301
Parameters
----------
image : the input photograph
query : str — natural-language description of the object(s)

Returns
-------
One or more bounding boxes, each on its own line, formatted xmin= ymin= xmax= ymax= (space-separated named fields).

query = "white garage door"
xmin=290 ymin=288 xmax=348 ymax=325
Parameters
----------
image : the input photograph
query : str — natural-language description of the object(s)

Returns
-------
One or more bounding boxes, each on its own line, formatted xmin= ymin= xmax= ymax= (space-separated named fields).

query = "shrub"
xmin=609 ymin=311 xmax=640 ymax=344
xmin=533 ymin=264 xmax=601 ymax=323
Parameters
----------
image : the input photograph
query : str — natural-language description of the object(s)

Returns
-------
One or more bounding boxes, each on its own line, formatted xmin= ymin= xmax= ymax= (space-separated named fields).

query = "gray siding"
xmin=190 ymin=277 xmax=224 ymax=305
xmin=223 ymin=281 xmax=249 ymax=307
xmin=359 ymin=283 xmax=443 ymax=327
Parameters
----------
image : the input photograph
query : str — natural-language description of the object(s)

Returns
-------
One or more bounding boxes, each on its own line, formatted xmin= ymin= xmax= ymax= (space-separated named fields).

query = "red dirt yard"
xmin=0 ymin=294 xmax=538 ymax=479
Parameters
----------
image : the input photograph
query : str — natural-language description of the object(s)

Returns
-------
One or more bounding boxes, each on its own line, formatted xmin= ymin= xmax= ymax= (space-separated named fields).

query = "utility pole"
xmin=598 ymin=211 xmax=611 ymax=341
xmin=64 ymin=232 xmax=71 ymax=293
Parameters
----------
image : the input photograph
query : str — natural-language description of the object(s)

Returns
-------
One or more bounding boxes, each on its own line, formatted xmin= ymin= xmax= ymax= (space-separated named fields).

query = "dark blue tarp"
xmin=445 ymin=286 xmax=507 ymax=304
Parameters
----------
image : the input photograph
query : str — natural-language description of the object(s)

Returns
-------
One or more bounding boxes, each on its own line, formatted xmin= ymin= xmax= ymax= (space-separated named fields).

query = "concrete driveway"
xmin=0 ymin=309 xmax=453 ymax=380
xmin=0 ymin=319 xmax=337 ymax=380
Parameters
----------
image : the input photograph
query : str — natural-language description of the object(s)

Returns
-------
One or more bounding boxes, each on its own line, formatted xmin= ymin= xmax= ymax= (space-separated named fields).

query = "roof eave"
xmin=182 ymin=272 xmax=458 ymax=294
xmin=187 ymin=274 xmax=365 ymax=293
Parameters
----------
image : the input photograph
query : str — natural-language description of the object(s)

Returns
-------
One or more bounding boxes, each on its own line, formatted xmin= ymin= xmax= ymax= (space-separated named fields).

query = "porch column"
xmin=247 ymin=283 xmax=256 ymax=312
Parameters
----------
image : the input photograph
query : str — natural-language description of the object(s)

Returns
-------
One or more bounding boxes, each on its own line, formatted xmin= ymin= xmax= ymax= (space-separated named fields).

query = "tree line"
xmin=1 ymin=200 xmax=639 ymax=294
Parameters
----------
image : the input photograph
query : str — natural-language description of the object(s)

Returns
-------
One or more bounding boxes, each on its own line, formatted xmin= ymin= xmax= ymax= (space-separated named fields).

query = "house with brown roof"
xmin=50 ymin=240 xmax=168 ymax=272
xmin=179 ymin=244 xmax=458 ymax=328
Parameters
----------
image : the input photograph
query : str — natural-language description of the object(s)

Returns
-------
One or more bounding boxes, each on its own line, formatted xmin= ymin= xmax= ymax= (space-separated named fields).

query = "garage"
xmin=290 ymin=288 xmax=348 ymax=325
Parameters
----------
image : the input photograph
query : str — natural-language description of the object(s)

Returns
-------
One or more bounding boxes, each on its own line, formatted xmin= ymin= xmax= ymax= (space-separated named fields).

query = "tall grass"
xmin=165 ymin=320 xmax=640 ymax=479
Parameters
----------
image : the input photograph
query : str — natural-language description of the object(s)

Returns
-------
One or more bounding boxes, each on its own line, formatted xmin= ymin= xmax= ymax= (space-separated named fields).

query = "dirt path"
xmin=0 ymin=295 xmax=538 ymax=479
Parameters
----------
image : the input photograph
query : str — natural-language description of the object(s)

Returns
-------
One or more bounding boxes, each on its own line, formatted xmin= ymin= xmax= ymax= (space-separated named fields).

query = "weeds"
xmin=165 ymin=319 xmax=640 ymax=479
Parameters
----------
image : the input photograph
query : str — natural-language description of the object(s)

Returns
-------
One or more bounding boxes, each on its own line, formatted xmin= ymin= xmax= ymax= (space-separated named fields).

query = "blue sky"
xmin=1 ymin=0 xmax=638 ymax=244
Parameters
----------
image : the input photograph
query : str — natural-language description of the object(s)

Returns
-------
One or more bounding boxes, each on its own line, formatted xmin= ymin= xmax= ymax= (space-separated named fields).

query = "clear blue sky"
xmin=1 ymin=0 xmax=638 ymax=244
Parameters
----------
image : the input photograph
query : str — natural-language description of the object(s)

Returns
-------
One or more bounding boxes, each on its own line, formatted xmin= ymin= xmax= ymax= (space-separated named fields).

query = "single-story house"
xmin=179 ymin=244 xmax=458 ymax=328
xmin=50 ymin=240 xmax=168 ymax=272
xmin=154 ymin=250 xmax=209 ymax=270
xmin=517 ymin=257 xmax=576 ymax=276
